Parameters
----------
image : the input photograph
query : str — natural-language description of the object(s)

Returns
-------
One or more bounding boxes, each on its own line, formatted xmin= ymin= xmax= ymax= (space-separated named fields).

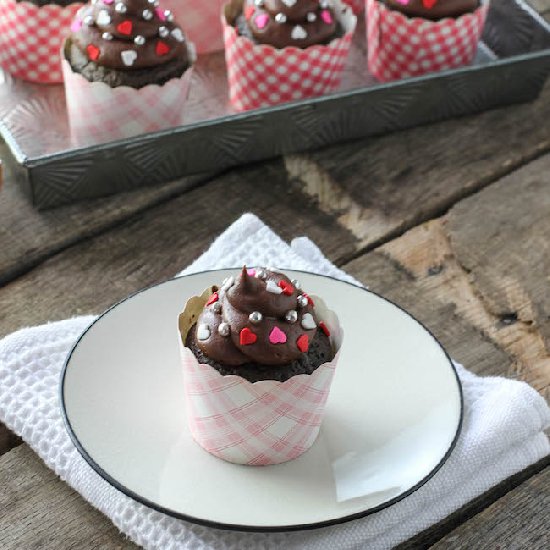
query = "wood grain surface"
xmin=1 ymin=22 xmax=550 ymax=550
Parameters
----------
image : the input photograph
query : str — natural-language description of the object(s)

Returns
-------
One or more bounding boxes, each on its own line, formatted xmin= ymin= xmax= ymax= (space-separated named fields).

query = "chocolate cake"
xmin=66 ymin=0 xmax=191 ymax=88
xmin=186 ymin=267 xmax=335 ymax=383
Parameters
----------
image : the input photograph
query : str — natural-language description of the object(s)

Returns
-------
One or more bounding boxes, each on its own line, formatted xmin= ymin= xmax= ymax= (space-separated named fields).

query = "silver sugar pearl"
xmin=148 ymin=0 xmax=159 ymax=5
xmin=218 ymin=322 xmax=231 ymax=337
xmin=320 ymin=0 xmax=330 ymax=8
xmin=212 ymin=302 xmax=222 ymax=314
xmin=291 ymin=279 xmax=302 ymax=290
xmin=102 ymin=32 xmax=113 ymax=40
xmin=307 ymin=12 xmax=317 ymax=22
xmin=249 ymin=311 xmax=263 ymax=324
xmin=83 ymin=15 xmax=94 ymax=25
xmin=255 ymin=268 xmax=267 ymax=280
xmin=254 ymin=0 xmax=264 ymax=6
xmin=164 ymin=10 xmax=174 ymax=22
xmin=134 ymin=35 xmax=146 ymax=45
xmin=297 ymin=295 xmax=309 ymax=308
xmin=142 ymin=9 xmax=153 ymax=20
xmin=159 ymin=26 xmax=169 ymax=38
xmin=275 ymin=13 xmax=287 ymax=23
xmin=115 ymin=2 xmax=127 ymax=14
xmin=285 ymin=310 xmax=298 ymax=323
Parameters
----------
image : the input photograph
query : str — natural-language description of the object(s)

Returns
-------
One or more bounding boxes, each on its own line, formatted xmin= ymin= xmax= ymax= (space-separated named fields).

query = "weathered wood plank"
xmin=0 ymin=159 xmax=357 ymax=340
xmin=0 ymin=425 xmax=20 ymax=457
xmin=286 ymin=82 xmax=550 ymax=253
xmin=399 ymin=458 xmax=550 ymax=550
xmin=0 ymin=139 xmax=213 ymax=286
xmin=0 ymin=444 xmax=138 ymax=550
xmin=428 ymin=461 xmax=550 ymax=550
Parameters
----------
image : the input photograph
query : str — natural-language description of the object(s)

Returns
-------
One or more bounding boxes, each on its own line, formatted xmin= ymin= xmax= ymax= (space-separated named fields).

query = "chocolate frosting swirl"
xmin=244 ymin=0 xmax=338 ymax=49
xmin=384 ymin=0 xmax=479 ymax=21
xmin=196 ymin=268 xmax=324 ymax=366
xmin=70 ymin=0 xmax=189 ymax=70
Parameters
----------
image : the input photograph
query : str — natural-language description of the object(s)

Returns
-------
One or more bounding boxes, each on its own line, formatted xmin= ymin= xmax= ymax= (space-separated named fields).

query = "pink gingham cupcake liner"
xmin=222 ymin=0 xmax=357 ymax=111
xmin=367 ymin=0 xmax=489 ymax=82
xmin=61 ymin=42 xmax=194 ymax=145
xmin=178 ymin=287 xmax=343 ymax=466
xmin=0 ymin=0 xmax=83 ymax=83
xmin=162 ymin=0 xmax=226 ymax=54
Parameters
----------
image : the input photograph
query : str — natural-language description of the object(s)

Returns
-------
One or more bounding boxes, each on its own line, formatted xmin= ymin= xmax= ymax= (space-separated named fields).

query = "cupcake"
xmin=223 ymin=0 xmax=357 ymax=111
xmin=62 ymin=0 xmax=194 ymax=143
xmin=367 ymin=0 xmax=489 ymax=82
xmin=0 ymin=0 xmax=83 ymax=83
xmin=162 ymin=0 xmax=226 ymax=54
xmin=178 ymin=267 xmax=343 ymax=465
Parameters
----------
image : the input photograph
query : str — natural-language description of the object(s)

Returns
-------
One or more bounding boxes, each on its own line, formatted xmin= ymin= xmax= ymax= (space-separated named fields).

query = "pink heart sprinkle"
xmin=156 ymin=8 xmax=166 ymax=21
xmin=320 ymin=10 xmax=333 ymax=24
xmin=255 ymin=13 xmax=269 ymax=30
xmin=71 ymin=19 xmax=82 ymax=32
xmin=395 ymin=0 xmax=409 ymax=4
xmin=247 ymin=268 xmax=256 ymax=276
xmin=103 ymin=0 xmax=114 ymax=4
xmin=269 ymin=326 xmax=287 ymax=345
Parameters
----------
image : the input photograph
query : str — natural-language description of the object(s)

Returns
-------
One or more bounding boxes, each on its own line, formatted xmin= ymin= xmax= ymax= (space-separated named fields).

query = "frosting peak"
xmin=196 ymin=267 xmax=323 ymax=366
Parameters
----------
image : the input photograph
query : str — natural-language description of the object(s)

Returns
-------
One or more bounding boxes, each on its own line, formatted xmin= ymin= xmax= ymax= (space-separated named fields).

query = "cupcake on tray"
xmin=62 ymin=0 xmax=194 ymax=143
xmin=0 ymin=0 xmax=84 ymax=83
xmin=367 ymin=0 xmax=490 ymax=82
xmin=178 ymin=267 xmax=343 ymax=466
xmin=223 ymin=0 xmax=357 ymax=111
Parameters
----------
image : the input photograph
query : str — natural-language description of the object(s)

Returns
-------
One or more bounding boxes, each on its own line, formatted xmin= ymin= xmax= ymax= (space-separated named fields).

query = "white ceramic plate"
xmin=61 ymin=269 xmax=462 ymax=532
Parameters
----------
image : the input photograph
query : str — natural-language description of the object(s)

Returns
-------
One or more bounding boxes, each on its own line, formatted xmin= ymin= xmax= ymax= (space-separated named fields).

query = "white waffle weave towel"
xmin=0 ymin=213 xmax=548 ymax=550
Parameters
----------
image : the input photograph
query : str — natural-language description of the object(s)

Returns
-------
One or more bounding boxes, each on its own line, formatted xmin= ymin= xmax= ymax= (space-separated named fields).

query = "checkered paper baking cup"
xmin=343 ymin=0 xmax=365 ymax=14
xmin=162 ymin=0 xmax=226 ymax=54
xmin=366 ymin=0 xmax=489 ymax=82
xmin=223 ymin=0 xmax=357 ymax=111
xmin=178 ymin=287 xmax=343 ymax=466
xmin=61 ymin=48 xmax=194 ymax=145
xmin=0 ymin=0 xmax=82 ymax=84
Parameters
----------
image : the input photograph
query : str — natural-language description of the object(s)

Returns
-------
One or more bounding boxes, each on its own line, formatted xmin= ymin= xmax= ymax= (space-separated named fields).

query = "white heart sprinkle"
xmin=96 ymin=9 xmax=111 ymax=27
xmin=291 ymin=25 xmax=307 ymax=40
xmin=282 ymin=0 xmax=297 ymax=6
xmin=120 ymin=49 xmax=137 ymax=66
xmin=171 ymin=28 xmax=184 ymax=42
xmin=266 ymin=280 xmax=283 ymax=294
xmin=301 ymin=313 xmax=317 ymax=330
xmin=197 ymin=324 xmax=210 ymax=341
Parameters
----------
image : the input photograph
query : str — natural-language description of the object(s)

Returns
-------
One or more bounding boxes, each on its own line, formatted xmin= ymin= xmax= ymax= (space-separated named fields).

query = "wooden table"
xmin=1 ymin=17 xmax=550 ymax=550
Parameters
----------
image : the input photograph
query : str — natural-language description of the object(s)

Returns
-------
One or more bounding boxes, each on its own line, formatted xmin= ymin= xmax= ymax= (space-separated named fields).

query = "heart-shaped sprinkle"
xmin=278 ymin=280 xmax=294 ymax=296
xmin=240 ymin=327 xmax=257 ymax=346
xmin=244 ymin=5 xmax=255 ymax=19
xmin=319 ymin=321 xmax=331 ymax=337
xmin=156 ymin=40 xmax=170 ymax=56
xmin=155 ymin=7 xmax=166 ymax=21
xmin=269 ymin=326 xmax=287 ymax=345
xmin=206 ymin=292 xmax=219 ymax=306
xmin=282 ymin=0 xmax=297 ymax=6
xmin=395 ymin=0 xmax=409 ymax=4
xmin=320 ymin=9 xmax=333 ymax=24
xmin=297 ymin=334 xmax=309 ymax=353
xmin=71 ymin=19 xmax=83 ymax=32
xmin=103 ymin=0 xmax=114 ymax=4
xmin=96 ymin=9 xmax=111 ymax=26
xmin=291 ymin=25 xmax=307 ymax=40
xmin=197 ymin=324 xmax=210 ymax=341
xmin=171 ymin=28 xmax=184 ymax=42
xmin=117 ymin=20 xmax=132 ymax=35
xmin=120 ymin=49 xmax=137 ymax=66
xmin=266 ymin=280 xmax=283 ymax=294
xmin=86 ymin=44 xmax=100 ymax=61
xmin=303 ymin=293 xmax=314 ymax=307
xmin=247 ymin=268 xmax=256 ymax=277
xmin=422 ymin=0 xmax=437 ymax=7
xmin=255 ymin=13 xmax=269 ymax=30
xmin=301 ymin=313 xmax=317 ymax=330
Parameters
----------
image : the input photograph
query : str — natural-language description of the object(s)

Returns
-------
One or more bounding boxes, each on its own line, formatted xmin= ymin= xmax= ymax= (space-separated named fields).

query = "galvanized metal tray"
xmin=1 ymin=0 xmax=550 ymax=209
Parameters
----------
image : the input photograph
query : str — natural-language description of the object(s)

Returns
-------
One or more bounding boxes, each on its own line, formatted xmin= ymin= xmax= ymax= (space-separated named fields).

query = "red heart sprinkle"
xmin=278 ymin=280 xmax=294 ymax=296
xmin=303 ymin=293 xmax=315 ymax=306
xmin=156 ymin=40 xmax=170 ymax=56
xmin=206 ymin=292 xmax=219 ymax=306
xmin=422 ymin=0 xmax=438 ymax=8
xmin=116 ymin=20 xmax=132 ymax=35
xmin=240 ymin=327 xmax=257 ymax=346
xmin=244 ymin=5 xmax=255 ymax=19
xmin=86 ymin=44 xmax=100 ymax=61
xmin=319 ymin=322 xmax=330 ymax=337
xmin=297 ymin=334 xmax=309 ymax=353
